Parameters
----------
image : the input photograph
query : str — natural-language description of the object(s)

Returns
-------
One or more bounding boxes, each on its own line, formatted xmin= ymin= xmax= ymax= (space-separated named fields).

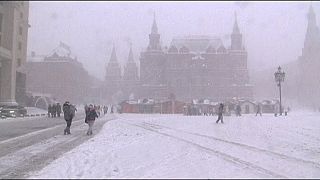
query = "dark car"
xmin=0 ymin=105 xmax=27 ymax=118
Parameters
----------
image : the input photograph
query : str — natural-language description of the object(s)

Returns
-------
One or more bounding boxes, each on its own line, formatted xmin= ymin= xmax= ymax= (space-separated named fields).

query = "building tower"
xmin=147 ymin=13 xmax=162 ymax=51
xmin=302 ymin=3 xmax=320 ymax=56
xmin=139 ymin=13 xmax=167 ymax=99
xmin=122 ymin=45 xmax=139 ymax=99
xmin=298 ymin=3 xmax=320 ymax=109
xmin=105 ymin=44 xmax=122 ymax=102
xmin=231 ymin=12 xmax=243 ymax=50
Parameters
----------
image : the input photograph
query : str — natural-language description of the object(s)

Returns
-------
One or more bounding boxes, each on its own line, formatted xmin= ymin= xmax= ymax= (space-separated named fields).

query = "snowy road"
xmin=28 ymin=112 xmax=320 ymax=178
xmin=0 ymin=113 xmax=116 ymax=178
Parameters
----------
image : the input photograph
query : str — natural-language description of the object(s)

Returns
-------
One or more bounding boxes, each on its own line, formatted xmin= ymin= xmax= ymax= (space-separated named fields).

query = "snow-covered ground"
xmin=29 ymin=112 xmax=320 ymax=178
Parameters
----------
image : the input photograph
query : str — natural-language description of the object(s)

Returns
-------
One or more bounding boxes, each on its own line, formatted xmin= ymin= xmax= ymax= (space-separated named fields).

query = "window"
xmin=19 ymin=26 xmax=23 ymax=35
xmin=18 ymin=42 xmax=22 ymax=50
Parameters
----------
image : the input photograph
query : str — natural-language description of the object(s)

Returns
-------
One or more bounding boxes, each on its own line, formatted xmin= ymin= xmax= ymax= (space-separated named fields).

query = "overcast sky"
xmin=27 ymin=1 xmax=320 ymax=81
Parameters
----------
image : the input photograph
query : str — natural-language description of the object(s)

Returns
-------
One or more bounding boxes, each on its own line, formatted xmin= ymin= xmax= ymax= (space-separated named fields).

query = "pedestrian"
xmin=85 ymin=104 xmax=89 ymax=116
xmin=236 ymin=104 xmax=242 ymax=116
xmin=216 ymin=103 xmax=224 ymax=124
xmin=47 ymin=104 xmax=52 ymax=117
xmin=274 ymin=104 xmax=278 ymax=117
xmin=63 ymin=101 xmax=72 ymax=135
xmin=86 ymin=104 xmax=99 ymax=136
xmin=256 ymin=103 xmax=262 ymax=116
xmin=103 ymin=106 xmax=108 ymax=115
xmin=70 ymin=104 xmax=77 ymax=119
xmin=56 ymin=103 xmax=62 ymax=117
xmin=52 ymin=104 xmax=57 ymax=118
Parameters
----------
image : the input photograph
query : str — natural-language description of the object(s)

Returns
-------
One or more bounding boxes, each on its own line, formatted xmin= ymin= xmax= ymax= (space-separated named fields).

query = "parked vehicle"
xmin=0 ymin=105 xmax=27 ymax=118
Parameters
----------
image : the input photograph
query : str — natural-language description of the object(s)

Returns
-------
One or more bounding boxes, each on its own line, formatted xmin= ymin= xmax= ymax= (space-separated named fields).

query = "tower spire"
xmin=152 ymin=12 xmax=158 ymax=34
xmin=233 ymin=11 xmax=240 ymax=34
xmin=231 ymin=11 xmax=242 ymax=50
xmin=128 ymin=45 xmax=134 ymax=62
xmin=303 ymin=2 xmax=320 ymax=55
xmin=110 ymin=44 xmax=118 ymax=63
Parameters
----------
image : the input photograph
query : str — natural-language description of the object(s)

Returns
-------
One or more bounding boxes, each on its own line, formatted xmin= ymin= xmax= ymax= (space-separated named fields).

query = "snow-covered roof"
xmin=46 ymin=42 xmax=76 ymax=60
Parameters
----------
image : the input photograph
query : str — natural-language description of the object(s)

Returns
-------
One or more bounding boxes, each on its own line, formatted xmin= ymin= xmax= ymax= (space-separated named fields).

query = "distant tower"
xmin=123 ymin=45 xmax=139 ymax=81
xmin=298 ymin=3 xmax=320 ymax=109
xmin=231 ymin=12 xmax=243 ymax=50
xmin=122 ymin=45 xmax=139 ymax=99
xmin=302 ymin=3 xmax=320 ymax=56
xmin=139 ymin=13 xmax=167 ymax=99
xmin=147 ymin=13 xmax=162 ymax=51
xmin=105 ymin=44 xmax=122 ymax=102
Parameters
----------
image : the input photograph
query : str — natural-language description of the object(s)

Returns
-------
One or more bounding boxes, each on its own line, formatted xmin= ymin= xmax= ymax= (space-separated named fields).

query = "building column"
xmin=0 ymin=58 xmax=18 ymax=105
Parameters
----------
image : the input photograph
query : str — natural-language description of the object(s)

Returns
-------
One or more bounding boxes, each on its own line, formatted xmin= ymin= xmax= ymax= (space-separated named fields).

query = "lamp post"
xmin=274 ymin=66 xmax=285 ymax=116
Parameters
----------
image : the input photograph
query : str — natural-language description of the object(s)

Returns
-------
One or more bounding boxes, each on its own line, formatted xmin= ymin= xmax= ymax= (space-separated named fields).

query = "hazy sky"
xmin=27 ymin=1 xmax=320 ymax=81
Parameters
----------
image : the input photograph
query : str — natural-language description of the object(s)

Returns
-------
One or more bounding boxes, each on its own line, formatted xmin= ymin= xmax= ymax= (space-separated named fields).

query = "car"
xmin=0 ymin=105 xmax=27 ymax=118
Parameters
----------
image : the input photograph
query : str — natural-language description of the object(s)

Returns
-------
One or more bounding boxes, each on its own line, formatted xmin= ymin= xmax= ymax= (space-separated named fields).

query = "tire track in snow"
xmin=0 ymin=115 xmax=117 ymax=179
xmin=142 ymin=121 xmax=320 ymax=168
xmin=0 ymin=115 xmax=86 ymax=158
xmin=121 ymin=121 xmax=286 ymax=178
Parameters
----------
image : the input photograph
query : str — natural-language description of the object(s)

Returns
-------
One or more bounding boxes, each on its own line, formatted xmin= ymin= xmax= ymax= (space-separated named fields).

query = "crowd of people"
xmin=53 ymin=100 xmax=292 ymax=136
xmin=58 ymin=102 xmax=117 ymax=136
xmin=47 ymin=103 xmax=62 ymax=118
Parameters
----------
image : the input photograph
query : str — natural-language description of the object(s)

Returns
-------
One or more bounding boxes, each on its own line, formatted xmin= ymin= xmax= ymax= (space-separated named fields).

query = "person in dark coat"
xmin=256 ymin=103 xmax=262 ymax=116
xmin=110 ymin=105 xmax=114 ymax=114
xmin=56 ymin=103 xmax=62 ymax=117
xmin=63 ymin=101 xmax=72 ymax=135
xmin=236 ymin=104 xmax=242 ymax=116
xmin=48 ymin=104 xmax=52 ymax=117
xmin=86 ymin=104 xmax=99 ymax=135
xmin=216 ymin=103 xmax=224 ymax=124
xmin=52 ymin=104 xmax=57 ymax=118
xmin=103 ymin=106 xmax=108 ymax=115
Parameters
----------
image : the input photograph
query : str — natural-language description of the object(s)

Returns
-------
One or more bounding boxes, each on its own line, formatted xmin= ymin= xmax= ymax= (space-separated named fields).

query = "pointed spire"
xmin=233 ymin=11 xmax=240 ymax=34
xmin=151 ymin=12 xmax=158 ymax=34
xmin=308 ymin=2 xmax=315 ymax=21
xmin=128 ymin=45 xmax=134 ymax=63
xmin=110 ymin=44 xmax=118 ymax=63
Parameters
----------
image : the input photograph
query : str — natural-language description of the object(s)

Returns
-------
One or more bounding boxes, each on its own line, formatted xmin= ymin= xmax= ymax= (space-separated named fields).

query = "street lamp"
xmin=274 ymin=66 xmax=285 ymax=116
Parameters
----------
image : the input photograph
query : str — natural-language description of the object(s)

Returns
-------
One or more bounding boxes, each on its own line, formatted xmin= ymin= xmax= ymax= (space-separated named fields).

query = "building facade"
xmin=25 ymin=42 xmax=98 ymax=105
xmin=138 ymin=13 xmax=253 ymax=102
xmin=0 ymin=1 xmax=29 ymax=105
xmin=103 ymin=13 xmax=253 ymax=103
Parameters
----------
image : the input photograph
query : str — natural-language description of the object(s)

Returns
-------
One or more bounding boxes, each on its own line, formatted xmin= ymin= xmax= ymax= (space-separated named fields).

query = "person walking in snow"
xmin=216 ymin=103 xmax=224 ymax=124
xmin=52 ymin=103 xmax=57 ymax=118
xmin=47 ymin=104 xmax=52 ymax=117
xmin=86 ymin=104 xmax=99 ymax=135
xmin=236 ymin=104 xmax=242 ymax=116
xmin=256 ymin=103 xmax=262 ymax=116
xmin=63 ymin=101 xmax=73 ymax=135
xmin=56 ymin=103 xmax=62 ymax=117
